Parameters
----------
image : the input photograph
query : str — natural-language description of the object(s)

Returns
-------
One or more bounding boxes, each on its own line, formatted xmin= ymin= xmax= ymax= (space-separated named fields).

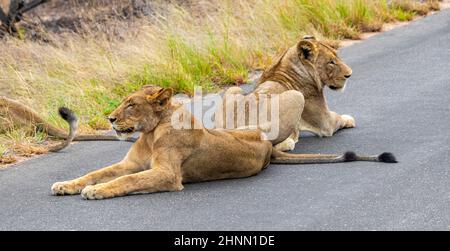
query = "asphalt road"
xmin=1 ymin=10 xmax=450 ymax=231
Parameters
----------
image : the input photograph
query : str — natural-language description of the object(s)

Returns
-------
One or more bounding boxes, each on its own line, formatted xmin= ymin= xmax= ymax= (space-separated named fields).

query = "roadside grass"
xmin=0 ymin=128 xmax=50 ymax=165
xmin=0 ymin=0 xmax=441 ymax=162
xmin=0 ymin=143 xmax=16 ymax=165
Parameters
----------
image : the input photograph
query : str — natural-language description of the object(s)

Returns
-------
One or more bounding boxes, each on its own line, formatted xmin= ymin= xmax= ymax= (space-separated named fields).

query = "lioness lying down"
xmin=52 ymin=86 xmax=396 ymax=200
xmin=215 ymin=35 xmax=355 ymax=152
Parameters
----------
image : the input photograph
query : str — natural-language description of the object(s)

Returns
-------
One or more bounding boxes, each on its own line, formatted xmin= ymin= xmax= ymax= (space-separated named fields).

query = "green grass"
xmin=0 ymin=143 xmax=14 ymax=165
xmin=391 ymin=7 xmax=416 ymax=21
xmin=0 ymin=144 xmax=7 ymax=157
xmin=0 ymin=127 xmax=49 ymax=164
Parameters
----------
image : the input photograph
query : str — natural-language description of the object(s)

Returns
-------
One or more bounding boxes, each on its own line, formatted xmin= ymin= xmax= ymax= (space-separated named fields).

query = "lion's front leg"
xmin=81 ymin=168 xmax=183 ymax=200
xmin=317 ymin=111 xmax=355 ymax=137
xmin=331 ymin=111 xmax=355 ymax=132
xmin=52 ymin=139 xmax=151 ymax=196
xmin=301 ymin=110 xmax=355 ymax=137
xmin=341 ymin=114 xmax=356 ymax=128
xmin=51 ymin=161 xmax=144 ymax=196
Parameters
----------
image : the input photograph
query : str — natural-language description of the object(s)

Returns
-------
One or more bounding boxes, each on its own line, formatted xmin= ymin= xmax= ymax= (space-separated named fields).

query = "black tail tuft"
xmin=378 ymin=152 xmax=397 ymax=163
xmin=49 ymin=107 xmax=78 ymax=152
xmin=58 ymin=107 xmax=77 ymax=123
xmin=343 ymin=151 xmax=358 ymax=162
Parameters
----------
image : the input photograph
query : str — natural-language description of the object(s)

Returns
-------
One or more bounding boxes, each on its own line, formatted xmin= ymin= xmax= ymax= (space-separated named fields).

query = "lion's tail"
xmin=48 ymin=107 xmax=78 ymax=152
xmin=271 ymin=149 xmax=397 ymax=164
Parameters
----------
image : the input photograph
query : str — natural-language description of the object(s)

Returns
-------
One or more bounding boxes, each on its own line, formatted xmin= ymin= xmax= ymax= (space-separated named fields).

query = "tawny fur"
xmin=215 ymin=36 xmax=355 ymax=152
xmin=0 ymin=96 xmax=134 ymax=144
xmin=51 ymin=87 xmax=395 ymax=200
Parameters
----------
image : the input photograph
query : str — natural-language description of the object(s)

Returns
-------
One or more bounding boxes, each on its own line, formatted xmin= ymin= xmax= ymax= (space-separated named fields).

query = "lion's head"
xmin=305 ymin=36 xmax=353 ymax=91
xmin=259 ymin=35 xmax=352 ymax=92
xmin=108 ymin=85 xmax=173 ymax=139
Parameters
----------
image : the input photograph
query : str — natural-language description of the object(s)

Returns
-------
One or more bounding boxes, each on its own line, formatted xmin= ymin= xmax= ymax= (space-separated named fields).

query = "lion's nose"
xmin=108 ymin=117 xmax=117 ymax=123
xmin=344 ymin=74 xmax=352 ymax=79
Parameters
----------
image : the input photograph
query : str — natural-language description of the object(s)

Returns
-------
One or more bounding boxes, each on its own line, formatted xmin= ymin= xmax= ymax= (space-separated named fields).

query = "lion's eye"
xmin=329 ymin=60 xmax=336 ymax=65
xmin=127 ymin=104 xmax=135 ymax=109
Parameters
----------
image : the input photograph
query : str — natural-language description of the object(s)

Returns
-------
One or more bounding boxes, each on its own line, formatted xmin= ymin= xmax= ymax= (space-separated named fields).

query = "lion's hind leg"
xmin=272 ymin=90 xmax=304 ymax=151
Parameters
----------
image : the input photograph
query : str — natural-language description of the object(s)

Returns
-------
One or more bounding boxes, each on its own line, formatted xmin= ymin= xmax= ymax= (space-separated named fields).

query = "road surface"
xmin=1 ymin=10 xmax=450 ymax=230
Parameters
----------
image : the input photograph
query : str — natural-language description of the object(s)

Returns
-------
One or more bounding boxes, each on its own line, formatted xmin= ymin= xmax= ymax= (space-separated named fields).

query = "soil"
xmin=9 ymin=0 xmax=213 ymax=41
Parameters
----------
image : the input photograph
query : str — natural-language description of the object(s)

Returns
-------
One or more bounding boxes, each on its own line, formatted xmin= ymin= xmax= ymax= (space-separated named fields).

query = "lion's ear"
xmin=302 ymin=35 xmax=317 ymax=41
xmin=142 ymin=84 xmax=163 ymax=94
xmin=149 ymin=88 xmax=173 ymax=111
xmin=298 ymin=40 xmax=318 ymax=63
xmin=141 ymin=84 xmax=157 ymax=89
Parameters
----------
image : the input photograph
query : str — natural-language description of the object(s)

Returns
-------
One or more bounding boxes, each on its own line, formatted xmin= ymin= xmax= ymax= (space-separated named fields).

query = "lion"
xmin=215 ymin=35 xmax=355 ymax=152
xmin=51 ymin=86 xmax=396 ymax=200
xmin=0 ymin=96 xmax=136 ymax=150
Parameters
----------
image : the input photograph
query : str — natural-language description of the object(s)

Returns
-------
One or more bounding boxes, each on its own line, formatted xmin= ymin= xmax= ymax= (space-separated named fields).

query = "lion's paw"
xmin=51 ymin=181 xmax=83 ymax=196
xmin=81 ymin=185 xmax=106 ymax=200
xmin=274 ymin=138 xmax=296 ymax=152
xmin=342 ymin=114 xmax=355 ymax=128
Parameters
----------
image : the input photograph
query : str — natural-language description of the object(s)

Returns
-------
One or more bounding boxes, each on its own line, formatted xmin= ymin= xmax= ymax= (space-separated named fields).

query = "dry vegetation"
xmin=0 ymin=0 xmax=443 ymax=165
